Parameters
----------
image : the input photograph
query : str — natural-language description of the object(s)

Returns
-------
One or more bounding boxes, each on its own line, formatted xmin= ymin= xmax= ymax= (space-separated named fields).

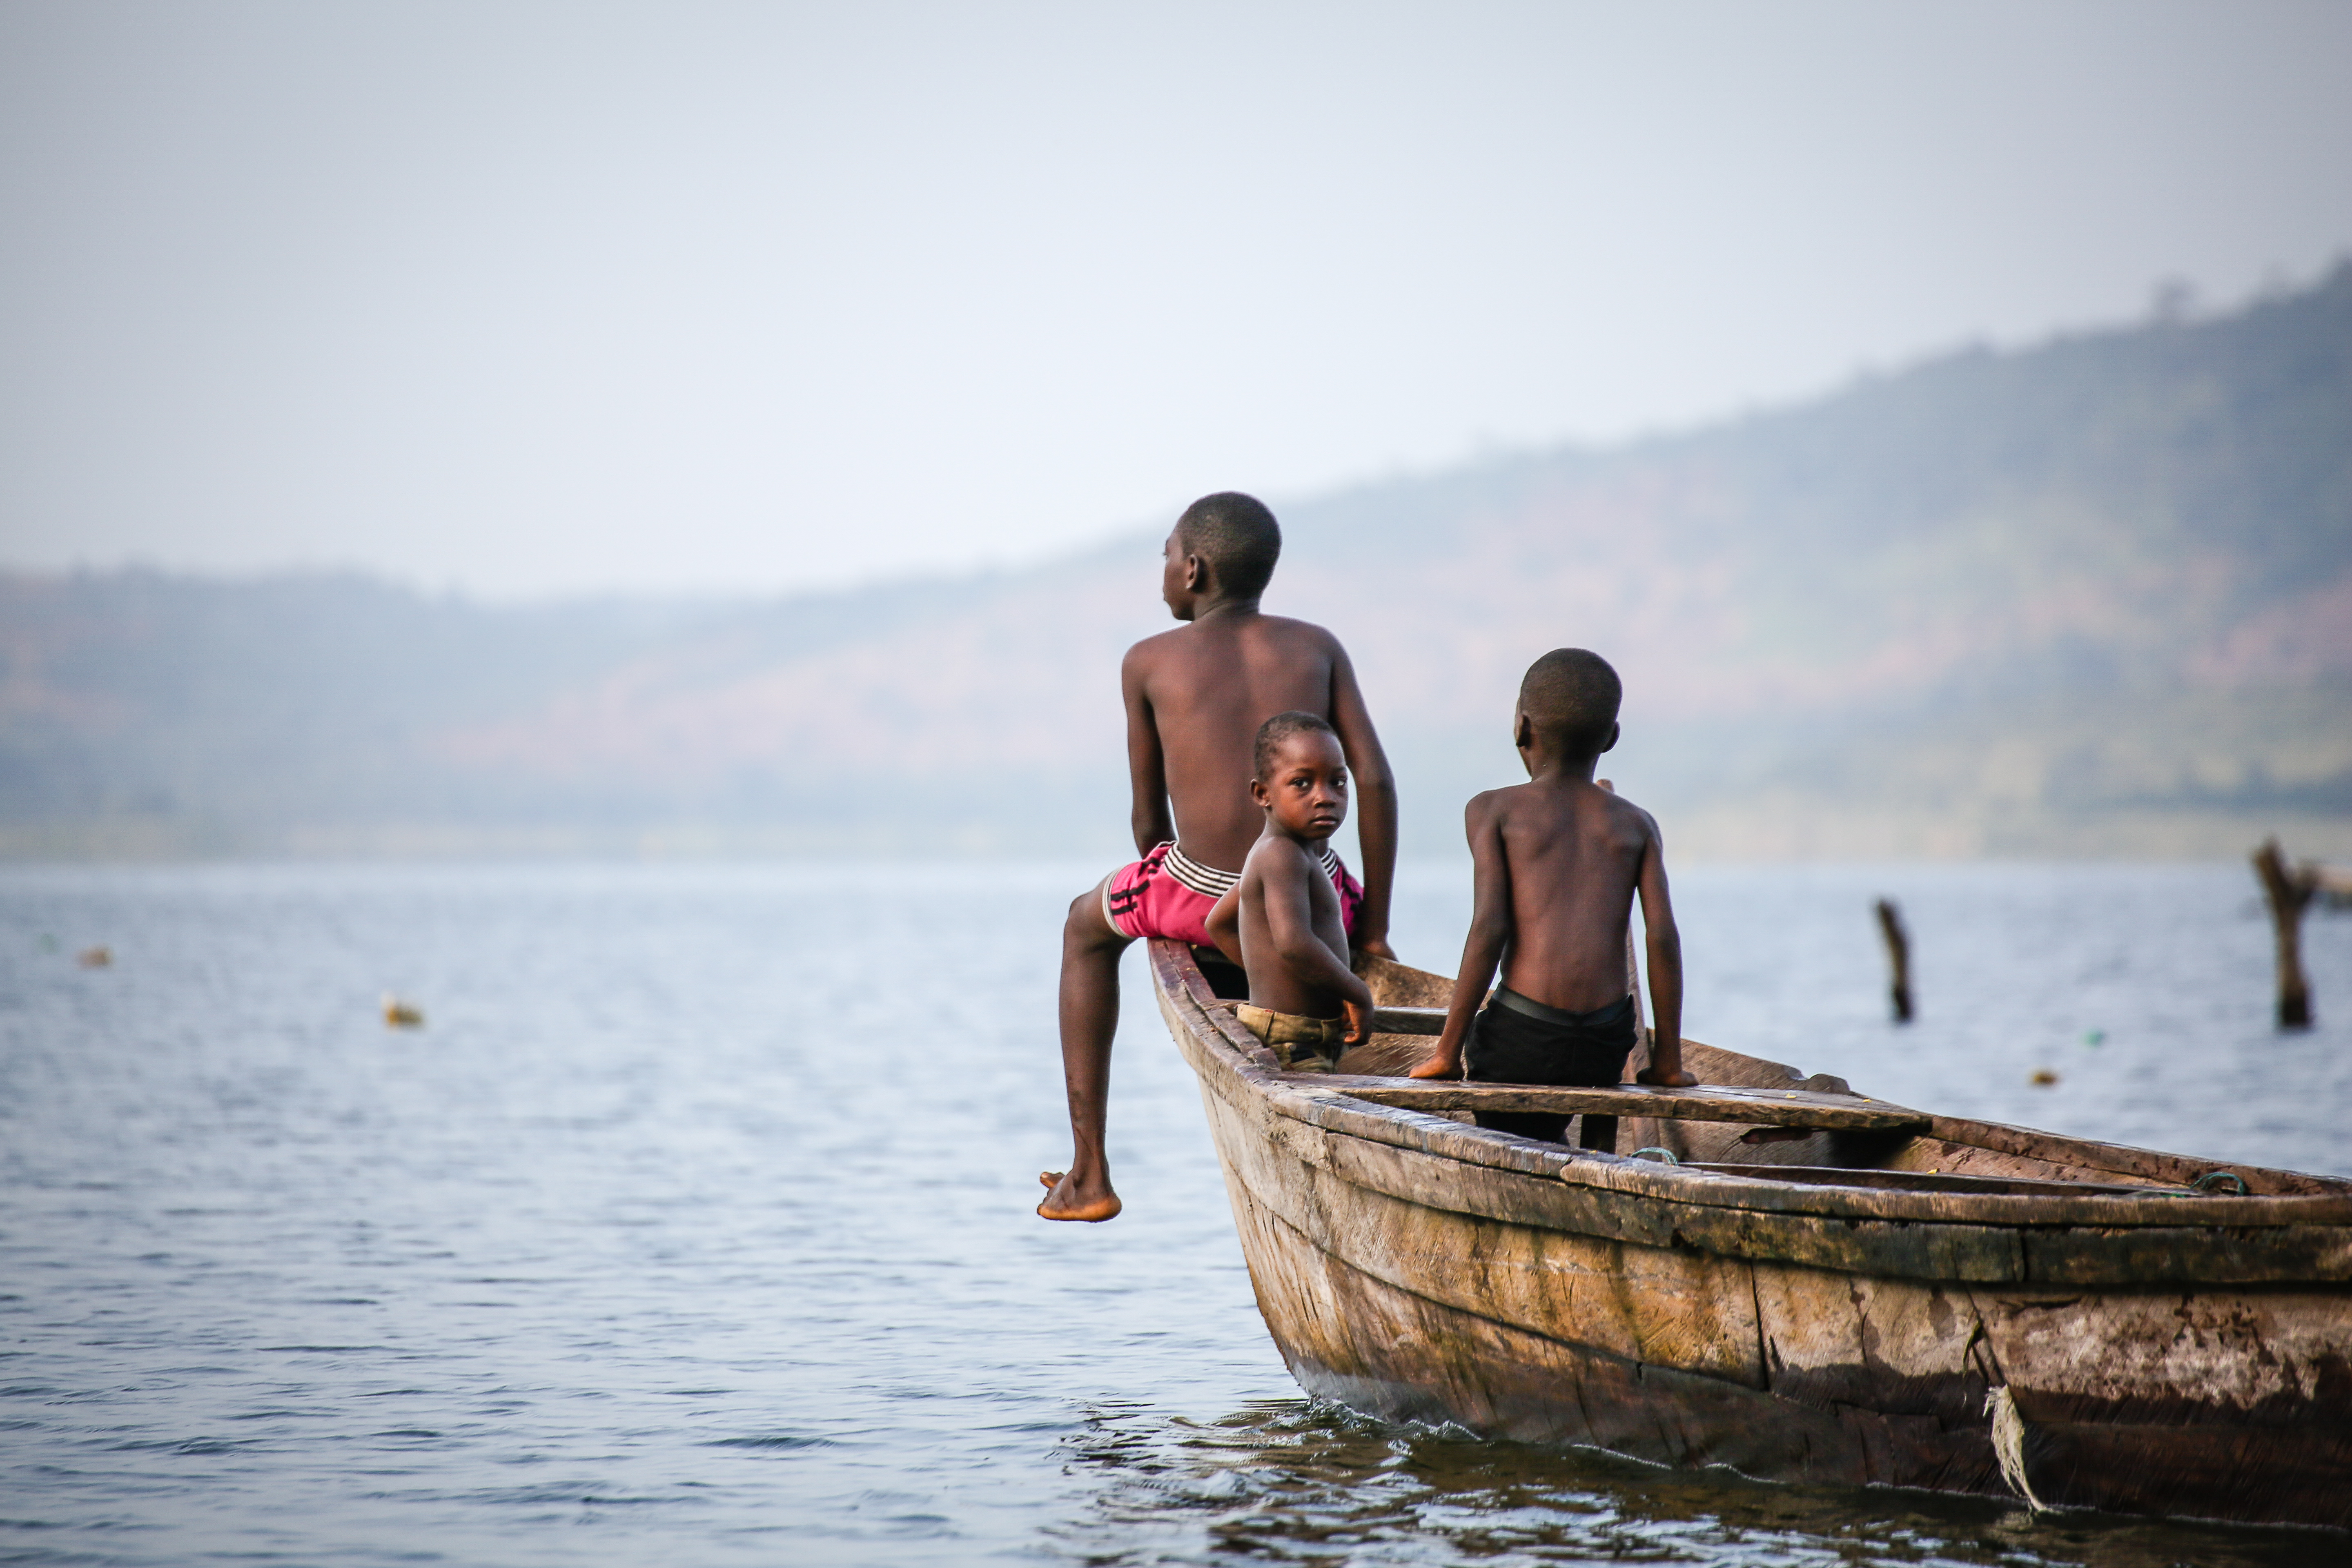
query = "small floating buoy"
xmin=76 ymin=946 xmax=111 ymax=968
xmin=381 ymin=994 xmax=425 ymax=1028
xmin=2028 ymin=1068 xmax=2059 ymax=1087
xmin=2082 ymin=1029 xmax=2106 ymax=1047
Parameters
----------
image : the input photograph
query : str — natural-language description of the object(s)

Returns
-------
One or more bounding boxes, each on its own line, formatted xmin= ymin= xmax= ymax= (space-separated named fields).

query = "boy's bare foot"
xmin=1637 ymin=1066 xmax=1698 ymax=1088
xmin=1036 ymin=1169 xmax=1124 ymax=1222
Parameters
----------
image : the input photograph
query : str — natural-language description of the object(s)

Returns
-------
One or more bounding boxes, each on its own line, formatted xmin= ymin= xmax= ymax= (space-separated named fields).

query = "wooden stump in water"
xmin=2252 ymin=838 xmax=2319 ymax=1029
xmin=1875 ymin=898 xmax=1913 ymax=1022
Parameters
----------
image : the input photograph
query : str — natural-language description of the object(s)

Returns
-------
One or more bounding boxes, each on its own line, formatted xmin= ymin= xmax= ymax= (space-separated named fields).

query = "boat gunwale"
xmin=1149 ymin=939 xmax=2352 ymax=1234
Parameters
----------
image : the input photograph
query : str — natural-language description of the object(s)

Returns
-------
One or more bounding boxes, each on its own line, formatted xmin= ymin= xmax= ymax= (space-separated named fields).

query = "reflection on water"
xmin=0 ymin=860 xmax=2343 ymax=1565
xmin=1062 ymin=1399 xmax=2332 ymax=1567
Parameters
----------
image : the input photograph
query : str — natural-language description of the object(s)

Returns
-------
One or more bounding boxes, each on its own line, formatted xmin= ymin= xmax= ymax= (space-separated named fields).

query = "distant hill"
xmin=4 ymin=267 xmax=2349 ymax=860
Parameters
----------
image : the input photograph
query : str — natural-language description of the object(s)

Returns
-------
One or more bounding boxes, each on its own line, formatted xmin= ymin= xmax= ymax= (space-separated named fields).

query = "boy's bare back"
xmin=1410 ymin=647 xmax=1690 ymax=1091
xmin=1477 ymin=777 xmax=1663 ymax=1014
xmin=1125 ymin=614 xmax=1375 ymax=877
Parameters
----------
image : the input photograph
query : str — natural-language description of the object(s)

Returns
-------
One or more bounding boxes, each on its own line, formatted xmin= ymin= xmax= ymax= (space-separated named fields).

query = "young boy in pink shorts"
xmin=1038 ymin=493 xmax=1397 ymax=1222
xmin=1100 ymin=838 xmax=1362 ymax=956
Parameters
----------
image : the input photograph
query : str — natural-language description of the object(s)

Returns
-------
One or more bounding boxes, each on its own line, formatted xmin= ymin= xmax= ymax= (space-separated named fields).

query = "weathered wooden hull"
xmin=1149 ymin=940 xmax=2352 ymax=1530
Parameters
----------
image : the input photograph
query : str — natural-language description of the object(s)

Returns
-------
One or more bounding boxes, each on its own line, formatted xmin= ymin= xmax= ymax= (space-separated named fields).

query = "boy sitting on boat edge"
xmin=1408 ymin=648 xmax=1695 ymax=1149
xmin=1198 ymin=713 xmax=1377 ymax=1071
xmin=1037 ymin=492 xmax=1398 ymax=1223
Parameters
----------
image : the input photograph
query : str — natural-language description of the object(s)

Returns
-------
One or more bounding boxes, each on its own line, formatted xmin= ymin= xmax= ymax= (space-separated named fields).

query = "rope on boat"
xmin=2149 ymin=1169 xmax=2252 ymax=1197
xmin=1986 ymin=1387 xmax=2046 ymax=1512
xmin=1630 ymin=1147 xmax=1680 ymax=1165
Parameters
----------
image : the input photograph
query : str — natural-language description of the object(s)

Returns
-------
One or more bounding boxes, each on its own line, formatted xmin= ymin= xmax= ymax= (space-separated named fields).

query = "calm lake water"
xmin=2 ymin=860 xmax=2347 ymax=1566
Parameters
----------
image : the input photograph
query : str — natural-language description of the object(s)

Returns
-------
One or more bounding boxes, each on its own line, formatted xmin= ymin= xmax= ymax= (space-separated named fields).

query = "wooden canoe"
xmin=1147 ymin=938 xmax=2352 ymax=1530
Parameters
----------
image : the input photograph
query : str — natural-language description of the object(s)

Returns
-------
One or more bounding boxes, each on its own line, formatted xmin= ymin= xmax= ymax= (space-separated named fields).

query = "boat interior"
xmin=1184 ymin=945 xmax=2352 ymax=1200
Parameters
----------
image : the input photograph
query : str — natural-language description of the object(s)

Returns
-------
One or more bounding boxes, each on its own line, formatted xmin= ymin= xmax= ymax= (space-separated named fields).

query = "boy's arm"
xmin=1325 ymin=639 xmax=1398 ymax=959
xmin=1203 ymin=884 xmax=1244 ymax=967
xmin=1260 ymin=849 xmax=1376 ymax=1042
xmin=1121 ymin=649 xmax=1175 ymax=855
xmin=1409 ymin=796 xmax=1509 ymax=1079
xmin=1632 ymin=811 xmax=1695 ymax=1087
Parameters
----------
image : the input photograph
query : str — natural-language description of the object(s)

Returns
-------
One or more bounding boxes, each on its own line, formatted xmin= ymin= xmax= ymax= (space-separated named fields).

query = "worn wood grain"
xmin=1221 ymin=1172 xmax=1894 ymax=1480
xmin=1753 ymin=1264 xmax=1990 ymax=1425
xmin=1199 ymin=1085 xmax=1768 ymax=1385
xmin=1314 ymin=1074 xmax=1933 ymax=1132
xmin=1368 ymin=1006 xmax=1447 ymax=1035
xmin=1970 ymin=1286 xmax=2352 ymax=1423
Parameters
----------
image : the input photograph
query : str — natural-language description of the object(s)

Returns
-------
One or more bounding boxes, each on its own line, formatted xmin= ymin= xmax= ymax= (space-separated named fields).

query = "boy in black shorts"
xmin=1408 ymin=649 xmax=1694 ymax=1148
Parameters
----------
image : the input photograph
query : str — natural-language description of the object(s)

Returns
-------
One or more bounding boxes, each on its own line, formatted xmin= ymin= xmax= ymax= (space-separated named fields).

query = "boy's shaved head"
xmin=1521 ymin=648 xmax=1621 ymax=755
xmin=1176 ymin=492 xmax=1282 ymax=598
xmin=1254 ymin=710 xmax=1338 ymax=780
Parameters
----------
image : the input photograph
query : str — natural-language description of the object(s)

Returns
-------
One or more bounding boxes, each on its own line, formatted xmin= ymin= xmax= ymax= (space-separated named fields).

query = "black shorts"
xmin=1464 ymin=987 xmax=1637 ymax=1149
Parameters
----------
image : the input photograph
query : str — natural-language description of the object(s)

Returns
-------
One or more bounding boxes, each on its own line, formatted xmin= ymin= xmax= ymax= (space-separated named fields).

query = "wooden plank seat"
xmin=1205 ymin=1002 xmax=1452 ymax=1034
xmin=1304 ymin=1073 xmax=1934 ymax=1134
xmin=1686 ymin=1163 xmax=2167 ymax=1196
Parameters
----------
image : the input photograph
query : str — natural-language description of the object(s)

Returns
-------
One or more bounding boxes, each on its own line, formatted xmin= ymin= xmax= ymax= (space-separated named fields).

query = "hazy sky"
xmin=3 ymin=2 xmax=2348 ymax=598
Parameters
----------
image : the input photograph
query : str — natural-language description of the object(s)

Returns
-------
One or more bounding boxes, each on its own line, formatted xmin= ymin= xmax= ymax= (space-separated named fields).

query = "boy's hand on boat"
xmin=1341 ymin=997 xmax=1372 ymax=1046
xmin=1352 ymin=935 xmax=1396 ymax=961
xmin=1636 ymin=1066 xmax=1699 ymax=1088
xmin=1405 ymin=1050 xmax=1461 ymax=1079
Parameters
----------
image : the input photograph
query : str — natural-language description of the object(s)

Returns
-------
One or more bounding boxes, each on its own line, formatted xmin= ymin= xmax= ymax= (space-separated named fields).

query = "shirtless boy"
xmin=1205 ymin=713 xmax=1376 ymax=1071
xmin=1038 ymin=493 xmax=1396 ymax=1222
xmin=1408 ymin=648 xmax=1695 ymax=1150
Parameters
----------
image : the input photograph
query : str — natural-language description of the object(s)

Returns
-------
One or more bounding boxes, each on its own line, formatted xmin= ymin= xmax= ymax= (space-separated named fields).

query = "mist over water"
xmin=0 ymin=860 xmax=2344 ymax=1565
